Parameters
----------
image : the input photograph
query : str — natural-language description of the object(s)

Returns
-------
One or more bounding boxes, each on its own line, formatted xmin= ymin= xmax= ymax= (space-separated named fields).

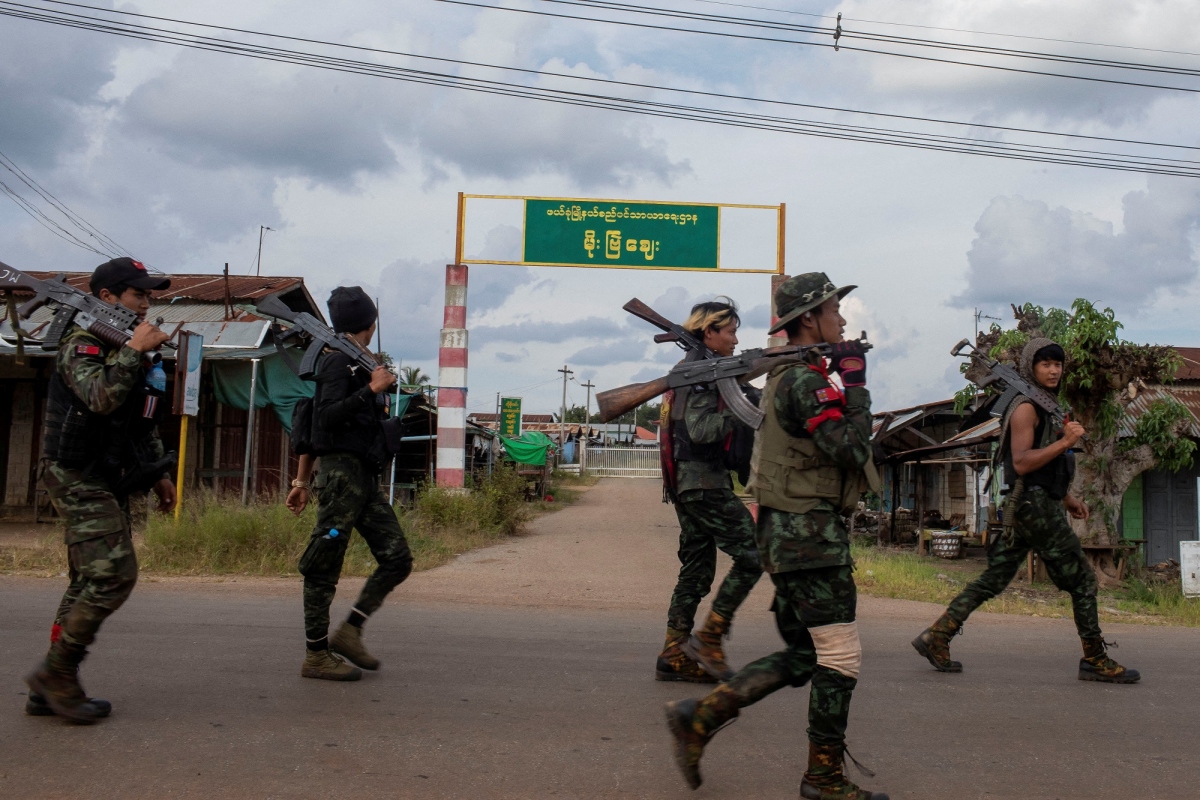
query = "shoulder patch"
xmin=75 ymin=344 xmax=101 ymax=357
xmin=814 ymin=387 xmax=840 ymax=404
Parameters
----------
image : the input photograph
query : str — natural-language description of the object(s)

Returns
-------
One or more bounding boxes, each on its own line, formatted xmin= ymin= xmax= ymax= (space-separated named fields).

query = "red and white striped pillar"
xmin=436 ymin=263 xmax=468 ymax=487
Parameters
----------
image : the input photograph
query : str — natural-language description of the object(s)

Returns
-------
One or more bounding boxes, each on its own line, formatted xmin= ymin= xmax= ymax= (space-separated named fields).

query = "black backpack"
xmin=290 ymin=396 xmax=317 ymax=456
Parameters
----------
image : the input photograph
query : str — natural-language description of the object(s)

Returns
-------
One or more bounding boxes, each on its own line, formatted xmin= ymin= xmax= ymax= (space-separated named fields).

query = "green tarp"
xmin=499 ymin=431 xmax=555 ymax=466
xmin=212 ymin=352 xmax=417 ymax=434
xmin=211 ymin=353 xmax=313 ymax=433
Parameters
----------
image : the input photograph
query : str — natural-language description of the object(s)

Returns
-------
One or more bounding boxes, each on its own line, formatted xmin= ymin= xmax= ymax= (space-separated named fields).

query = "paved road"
xmin=1 ymin=479 xmax=1197 ymax=799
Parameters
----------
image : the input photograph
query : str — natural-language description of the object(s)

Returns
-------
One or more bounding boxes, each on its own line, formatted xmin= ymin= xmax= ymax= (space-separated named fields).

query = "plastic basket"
xmin=930 ymin=532 xmax=964 ymax=560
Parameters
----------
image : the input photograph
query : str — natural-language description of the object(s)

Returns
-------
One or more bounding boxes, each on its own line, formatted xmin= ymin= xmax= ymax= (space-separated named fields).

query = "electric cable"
xmin=2 ymin=1 xmax=1197 ymax=177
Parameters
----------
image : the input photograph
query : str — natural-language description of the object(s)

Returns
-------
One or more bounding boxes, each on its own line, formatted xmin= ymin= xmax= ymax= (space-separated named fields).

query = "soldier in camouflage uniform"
xmin=25 ymin=257 xmax=174 ymax=724
xmin=285 ymin=287 xmax=412 ymax=681
xmin=666 ymin=273 xmax=889 ymax=800
xmin=658 ymin=299 xmax=763 ymax=683
xmin=912 ymin=338 xmax=1139 ymax=684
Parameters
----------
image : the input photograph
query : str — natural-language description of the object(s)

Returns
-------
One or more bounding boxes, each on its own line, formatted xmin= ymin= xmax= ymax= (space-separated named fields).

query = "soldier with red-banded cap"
xmin=25 ymin=257 xmax=174 ymax=724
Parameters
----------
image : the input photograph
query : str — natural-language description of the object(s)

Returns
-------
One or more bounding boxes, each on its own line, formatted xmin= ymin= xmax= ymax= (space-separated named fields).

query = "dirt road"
xmin=1 ymin=479 xmax=1197 ymax=799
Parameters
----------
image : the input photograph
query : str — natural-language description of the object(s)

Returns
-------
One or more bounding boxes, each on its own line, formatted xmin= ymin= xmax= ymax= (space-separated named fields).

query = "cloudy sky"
xmin=2 ymin=0 xmax=1198 ymax=416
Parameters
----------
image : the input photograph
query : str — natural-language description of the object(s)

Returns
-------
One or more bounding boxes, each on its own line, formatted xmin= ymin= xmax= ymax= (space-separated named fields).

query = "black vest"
xmin=1003 ymin=405 xmax=1075 ymax=500
xmin=671 ymin=385 xmax=724 ymax=464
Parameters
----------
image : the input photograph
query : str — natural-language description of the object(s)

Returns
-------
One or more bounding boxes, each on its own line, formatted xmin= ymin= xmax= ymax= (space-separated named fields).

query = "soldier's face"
xmin=703 ymin=320 xmax=739 ymax=357
xmin=102 ymin=287 xmax=152 ymax=320
xmin=814 ymin=298 xmax=846 ymax=344
xmin=1034 ymin=359 xmax=1063 ymax=389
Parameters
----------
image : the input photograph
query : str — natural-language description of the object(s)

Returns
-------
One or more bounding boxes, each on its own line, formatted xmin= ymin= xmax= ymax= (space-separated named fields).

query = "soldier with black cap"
xmin=285 ymin=286 xmax=413 ymax=681
xmin=25 ymin=257 xmax=174 ymax=724
xmin=665 ymin=273 xmax=889 ymax=800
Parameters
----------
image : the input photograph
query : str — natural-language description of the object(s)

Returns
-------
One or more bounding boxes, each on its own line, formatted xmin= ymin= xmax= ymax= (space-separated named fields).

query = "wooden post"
xmin=915 ymin=461 xmax=926 ymax=555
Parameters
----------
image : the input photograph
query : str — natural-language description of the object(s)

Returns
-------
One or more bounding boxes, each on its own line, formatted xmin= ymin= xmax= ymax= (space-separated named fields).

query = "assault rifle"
xmin=253 ymin=293 xmax=380 ymax=380
xmin=597 ymin=335 xmax=871 ymax=429
xmin=950 ymin=337 xmax=1080 ymax=435
xmin=0 ymin=260 xmax=174 ymax=359
xmin=623 ymin=298 xmax=716 ymax=357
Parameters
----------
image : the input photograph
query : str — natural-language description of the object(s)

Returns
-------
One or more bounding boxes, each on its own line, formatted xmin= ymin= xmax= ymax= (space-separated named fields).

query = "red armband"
xmin=805 ymin=406 xmax=845 ymax=434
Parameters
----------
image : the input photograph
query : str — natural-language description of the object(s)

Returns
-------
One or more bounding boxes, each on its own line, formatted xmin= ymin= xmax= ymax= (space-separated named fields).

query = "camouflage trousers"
xmin=42 ymin=463 xmax=139 ymax=646
xmin=299 ymin=453 xmax=413 ymax=642
xmin=718 ymin=566 xmax=858 ymax=746
xmin=667 ymin=488 xmax=764 ymax=632
xmin=947 ymin=485 xmax=1101 ymax=639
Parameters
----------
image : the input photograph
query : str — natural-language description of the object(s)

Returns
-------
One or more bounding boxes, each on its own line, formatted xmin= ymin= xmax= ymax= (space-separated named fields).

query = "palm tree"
xmin=399 ymin=365 xmax=431 ymax=388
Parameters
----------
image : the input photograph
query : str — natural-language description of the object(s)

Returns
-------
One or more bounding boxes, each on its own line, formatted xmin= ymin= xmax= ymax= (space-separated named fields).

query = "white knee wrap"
xmin=809 ymin=621 xmax=862 ymax=679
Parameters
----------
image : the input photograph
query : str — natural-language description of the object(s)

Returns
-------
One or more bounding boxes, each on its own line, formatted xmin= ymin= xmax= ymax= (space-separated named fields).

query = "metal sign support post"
xmin=436 ymin=192 xmax=469 ymax=488
xmin=174 ymin=416 xmax=188 ymax=521
xmin=240 ymin=358 xmax=260 ymax=505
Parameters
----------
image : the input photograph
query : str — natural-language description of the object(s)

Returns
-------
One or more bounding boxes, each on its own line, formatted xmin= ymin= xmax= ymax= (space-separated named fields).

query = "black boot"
xmin=24 ymin=636 xmax=108 ymax=724
xmin=1079 ymin=638 xmax=1140 ymax=684
xmin=800 ymin=741 xmax=889 ymax=800
xmin=663 ymin=684 xmax=740 ymax=790
xmin=911 ymin=612 xmax=963 ymax=673
xmin=26 ymin=691 xmax=111 ymax=718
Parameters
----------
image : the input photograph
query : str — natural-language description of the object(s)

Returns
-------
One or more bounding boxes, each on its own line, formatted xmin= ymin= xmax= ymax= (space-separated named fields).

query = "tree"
xmin=399 ymin=365 xmax=431 ymax=388
xmin=958 ymin=300 xmax=1195 ymax=584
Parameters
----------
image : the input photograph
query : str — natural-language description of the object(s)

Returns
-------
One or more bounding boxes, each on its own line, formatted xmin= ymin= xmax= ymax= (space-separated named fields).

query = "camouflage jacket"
xmin=756 ymin=362 xmax=872 ymax=573
xmin=53 ymin=326 xmax=165 ymax=462
xmin=675 ymin=384 xmax=735 ymax=493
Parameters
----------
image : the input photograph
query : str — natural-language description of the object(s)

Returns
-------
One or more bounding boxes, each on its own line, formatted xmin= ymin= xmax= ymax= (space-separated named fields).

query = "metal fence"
xmin=583 ymin=446 xmax=662 ymax=479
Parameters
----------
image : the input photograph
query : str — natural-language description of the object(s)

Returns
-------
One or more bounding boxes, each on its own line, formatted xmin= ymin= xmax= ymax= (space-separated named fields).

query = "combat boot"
xmin=24 ymin=637 xmax=107 ymax=724
xmin=331 ymin=622 xmax=381 ymax=671
xmin=800 ymin=742 xmax=889 ymax=800
xmin=301 ymin=649 xmax=363 ymax=681
xmin=656 ymin=628 xmax=717 ymax=683
xmin=664 ymin=684 xmax=740 ymax=790
xmin=1078 ymin=638 xmax=1140 ymax=684
xmin=26 ymin=691 xmax=111 ymax=718
xmin=911 ymin=612 xmax=962 ymax=673
xmin=682 ymin=610 xmax=734 ymax=681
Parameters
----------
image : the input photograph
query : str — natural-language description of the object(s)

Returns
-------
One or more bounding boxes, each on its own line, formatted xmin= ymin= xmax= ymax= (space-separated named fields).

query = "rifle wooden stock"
xmin=596 ymin=376 xmax=671 ymax=422
xmin=623 ymin=298 xmax=676 ymax=331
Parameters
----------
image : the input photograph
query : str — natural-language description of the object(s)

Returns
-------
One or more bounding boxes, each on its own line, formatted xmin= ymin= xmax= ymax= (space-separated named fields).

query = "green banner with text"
xmin=499 ymin=397 xmax=522 ymax=437
xmin=523 ymin=199 xmax=719 ymax=270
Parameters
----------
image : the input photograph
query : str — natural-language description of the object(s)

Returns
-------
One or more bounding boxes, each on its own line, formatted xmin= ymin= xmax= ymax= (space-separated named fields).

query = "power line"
xmin=683 ymin=0 xmax=1200 ymax=60
xmin=2 ymin=2 xmax=1198 ymax=177
xmin=14 ymin=0 xmax=1199 ymax=154
xmin=443 ymin=0 xmax=1200 ymax=94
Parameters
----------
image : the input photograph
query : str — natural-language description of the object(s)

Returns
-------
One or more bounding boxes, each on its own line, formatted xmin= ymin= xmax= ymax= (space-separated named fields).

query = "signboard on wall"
xmin=173 ymin=331 xmax=204 ymax=416
xmin=499 ymin=396 xmax=522 ymax=436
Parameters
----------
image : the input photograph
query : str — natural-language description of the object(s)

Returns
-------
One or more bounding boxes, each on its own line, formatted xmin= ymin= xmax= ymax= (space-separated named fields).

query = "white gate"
xmin=584 ymin=446 xmax=662 ymax=478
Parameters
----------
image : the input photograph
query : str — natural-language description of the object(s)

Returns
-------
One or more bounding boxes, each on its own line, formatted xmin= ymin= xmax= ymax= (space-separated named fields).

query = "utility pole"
xmin=557 ymin=364 xmax=573 ymax=454
xmin=255 ymin=225 xmax=275 ymax=277
xmin=581 ymin=380 xmax=595 ymax=427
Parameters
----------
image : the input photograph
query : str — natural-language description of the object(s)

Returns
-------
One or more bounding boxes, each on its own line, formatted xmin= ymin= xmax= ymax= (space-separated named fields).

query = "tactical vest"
xmin=42 ymin=340 xmax=163 ymax=472
xmin=1002 ymin=403 xmax=1075 ymax=500
xmin=748 ymin=365 xmax=880 ymax=515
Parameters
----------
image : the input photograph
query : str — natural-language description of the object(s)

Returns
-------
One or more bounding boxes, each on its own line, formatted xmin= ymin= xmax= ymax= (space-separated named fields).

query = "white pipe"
xmin=240 ymin=358 xmax=260 ymax=505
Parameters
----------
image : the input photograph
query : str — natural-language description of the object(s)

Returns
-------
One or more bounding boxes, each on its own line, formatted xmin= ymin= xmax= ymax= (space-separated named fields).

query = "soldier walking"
xmin=912 ymin=338 xmax=1139 ymax=683
xmin=25 ymin=257 xmax=175 ymax=723
xmin=665 ymin=273 xmax=889 ymax=800
xmin=285 ymin=287 xmax=413 ymax=681
xmin=656 ymin=298 xmax=764 ymax=683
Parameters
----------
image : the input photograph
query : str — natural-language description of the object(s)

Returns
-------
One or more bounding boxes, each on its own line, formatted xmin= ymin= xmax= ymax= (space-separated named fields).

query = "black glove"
xmin=829 ymin=341 xmax=867 ymax=387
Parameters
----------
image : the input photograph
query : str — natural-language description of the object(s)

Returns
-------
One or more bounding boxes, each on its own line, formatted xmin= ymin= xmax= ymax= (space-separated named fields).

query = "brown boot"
xmin=24 ymin=636 xmax=107 ymax=725
xmin=656 ymin=628 xmax=717 ymax=683
xmin=301 ymin=649 xmax=363 ymax=681
xmin=331 ymin=622 xmax=380 ymax=671
xmin=682 ymin=611 xmax=734 ymax=681
xmin=911 ymin=612 xmax=962 ymax=673
xmin=663 ymin=684 xmax=740 ymax=790
xmin=800 ymin=741 xmax=889 ymax=800
xmin=1079 ymin=638 xmax=1140 ymax=684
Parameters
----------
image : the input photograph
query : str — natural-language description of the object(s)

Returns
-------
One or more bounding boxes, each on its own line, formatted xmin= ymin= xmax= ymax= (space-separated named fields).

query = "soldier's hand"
xmin=829 ymin=342 xmax=867 ymax=388
xmin=1062 ymin=421 xmax=1086 ymax=447
xmin=369 ymin=366 xmax=397 ymax=394
xmin=1064 ymin=493 xmax=1089 ymax=521
xmin=129 ymin=320 xmax=170 ymax=353
xmin=152 ymin=477 xmax=176 ymax=514
xmin=286 ymin=486 xmax=310 ymax=516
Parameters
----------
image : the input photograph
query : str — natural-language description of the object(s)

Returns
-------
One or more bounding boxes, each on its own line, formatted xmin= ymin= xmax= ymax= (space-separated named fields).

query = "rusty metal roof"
xmin=1119 ymin=384 xmax=1200 ymax=438
xmin=17 ymin=271 xmax=304 ymax=304
xmin=1175 ymin=348 xmax=1200 ymax=382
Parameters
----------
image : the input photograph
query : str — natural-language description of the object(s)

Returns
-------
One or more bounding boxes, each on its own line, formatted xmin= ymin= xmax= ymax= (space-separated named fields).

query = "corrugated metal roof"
xmin=177 ymin=320 xmax=269 ymax=349
xmin=1119 ymin=384 xmax=1200 ymax=438
xmin=18 ymin=271 xmax=303 ymax=304
xmin=1175 ymin=348 xmax=1200 ymax=382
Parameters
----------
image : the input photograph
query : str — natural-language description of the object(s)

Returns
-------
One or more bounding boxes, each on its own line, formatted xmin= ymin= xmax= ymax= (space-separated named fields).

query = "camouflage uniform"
xmin=44 ymin=328 xmax=163 ymax=646
xmin=725 ymin=363 xmax=873 ymax=745
xmin=668 ymin=384 xmax=762 ymax=633
xmin=299 ymin=452 xmax=414 ymax=644
xmin=946 ymin=485 xmax=1099 ymax=637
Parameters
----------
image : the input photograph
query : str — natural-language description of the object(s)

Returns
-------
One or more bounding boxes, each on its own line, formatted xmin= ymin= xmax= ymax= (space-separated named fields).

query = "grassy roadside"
xmin=2 ymin=467 xmax=592 ymax=579
xmin=852 ymin=544 xmax=1200 ymax=628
